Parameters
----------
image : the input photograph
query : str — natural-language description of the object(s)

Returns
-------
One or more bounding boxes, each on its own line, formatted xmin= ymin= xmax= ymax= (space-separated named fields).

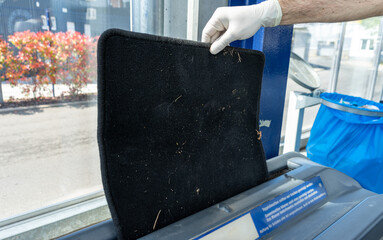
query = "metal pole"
xmin=283 ymin=91 xmax=322 ymax=153
xmin=380 ymin=79 xmax=383 ymax=103
xmin=328 ymin=22 xmax=347 ymax=93
xmin=0 ymin=81 xmax=3 ymax=104
xmin=153 ymin=0 xmax=164 ymax=36
xmin=366 ymin=17 xmax=383 ymax=100
xmin=283 ymin=91 xmax=305 ymax=153
xmin=187 ymin=0 xmax=199 ymax=40
xmin=164 ymin=0 xmax=172 ymax=37
xmin=380 ymin=87 xmax=383 ymax=103
xmin=140 ymin=1 xmax=149 ymax=33
xmin=46 ymin=8 xmax=55 ymax=98
xmin=164 ymin=0 xmax=188 ymax=39
xmin=131 ymin=0 xmax=141 ymax=32
xmin=130 ymin=0 xmax=133 ymax=31
xmin=131 ymin=0 xmax=164 ymax=35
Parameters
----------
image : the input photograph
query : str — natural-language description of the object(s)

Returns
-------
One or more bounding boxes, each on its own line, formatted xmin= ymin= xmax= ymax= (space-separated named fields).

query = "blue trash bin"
xmin=307 ymin=92 xmax=383 ymax=193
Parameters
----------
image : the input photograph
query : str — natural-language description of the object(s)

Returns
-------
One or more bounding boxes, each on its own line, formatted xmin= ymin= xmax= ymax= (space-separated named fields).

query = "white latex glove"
xmin=202 ymin=0 xmax=282 ymax=54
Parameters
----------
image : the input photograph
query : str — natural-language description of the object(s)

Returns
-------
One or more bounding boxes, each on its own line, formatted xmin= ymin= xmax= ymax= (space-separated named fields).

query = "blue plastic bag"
xmin=307 ymin=92 xmax=383 ymax=193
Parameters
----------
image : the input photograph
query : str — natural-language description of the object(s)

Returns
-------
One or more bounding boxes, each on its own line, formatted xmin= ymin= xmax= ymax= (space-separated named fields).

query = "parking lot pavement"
xmin=0 ymin=102 xmax=102 ymax=220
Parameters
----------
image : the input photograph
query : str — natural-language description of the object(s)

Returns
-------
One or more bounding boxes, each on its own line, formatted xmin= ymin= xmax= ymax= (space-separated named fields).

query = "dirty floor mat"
xmin=97 ymin=29 xmax=268 ymax=239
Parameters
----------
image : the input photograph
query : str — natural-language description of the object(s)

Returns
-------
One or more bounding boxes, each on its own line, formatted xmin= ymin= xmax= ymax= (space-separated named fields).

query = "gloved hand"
xmin=202 ymin=0 xmax=282 ymax=54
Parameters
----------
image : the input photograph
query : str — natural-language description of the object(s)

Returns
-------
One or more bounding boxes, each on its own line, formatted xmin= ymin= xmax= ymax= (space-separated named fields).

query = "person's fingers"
xmin=210 ymin=30 xmax=236 ymax=55
xmin=201 ymin=25 xmax=213 ymax=42
xmin=202 ymin=10 xmax=227 ymax=42
xmin=201 ymin=20 xmax=219 ymax=42
xmin=202 ymin=22 xmax=223 ymax=43
xmin=210 ymin=31 xmax=222 ymax=44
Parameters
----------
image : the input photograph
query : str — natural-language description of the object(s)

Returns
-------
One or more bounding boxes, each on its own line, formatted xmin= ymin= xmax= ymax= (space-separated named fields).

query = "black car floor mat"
xmin=97 ymin=29 xmax=268 ymax=239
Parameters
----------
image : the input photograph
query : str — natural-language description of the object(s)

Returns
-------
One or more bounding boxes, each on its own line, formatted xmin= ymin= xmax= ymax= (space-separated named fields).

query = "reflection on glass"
xmin=0 ymin=0 xmax=229 ymax=222
xmin=337 ymin=18 xmax=382 ymax=99
xmin=0 ymin=0 xmax=128 ymax=220
xmin=283 ymin=19 xmax=383 ymax=149
xmin=282 ymin=23 xmax=342 ymax=140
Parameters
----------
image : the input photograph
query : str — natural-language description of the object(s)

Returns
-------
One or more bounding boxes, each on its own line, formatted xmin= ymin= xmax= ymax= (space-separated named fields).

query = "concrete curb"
xmin=0 ymin=100 xmax=97 ymax=114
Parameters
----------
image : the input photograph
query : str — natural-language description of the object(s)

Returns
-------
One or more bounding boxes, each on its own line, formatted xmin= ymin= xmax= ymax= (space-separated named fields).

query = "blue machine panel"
xmin=229 ymin=0 xmax=293 ymax=159
xmin=195 ymin=176 xmax=327 ymax=240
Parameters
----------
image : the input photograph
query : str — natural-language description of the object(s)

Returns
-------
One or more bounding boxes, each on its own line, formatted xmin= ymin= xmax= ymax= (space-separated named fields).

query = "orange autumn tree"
xmin=7 ymin=31 xmax=50 ymax=98
xmin=54 ymin=31 xmax=98 ymax=96
xmin=5 ymin=31 xmax=98 ymax=98
xmin=0 ymin=38 xmax=10 ymax=102
xmin=0 ymin=38 xmax=9 ymax=81
xmin=0 ymin=38 xmax=11 ymax=83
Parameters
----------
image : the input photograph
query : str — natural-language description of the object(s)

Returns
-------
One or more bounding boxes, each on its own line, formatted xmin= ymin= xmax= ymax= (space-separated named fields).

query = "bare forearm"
xmin=279 ymin=0 xmax=383 ymax=25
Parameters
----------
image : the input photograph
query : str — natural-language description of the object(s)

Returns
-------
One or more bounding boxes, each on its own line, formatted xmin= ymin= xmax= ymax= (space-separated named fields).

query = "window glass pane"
xmin=282 ymin=23 xmax=342 ymax=139
xmin=0 ymin=0 xmax=228 ymax=222
xmin=283 ymin=19 xmax=383 ymax=148
xmin=337 ymin=18 xmax=381 ymax=99
xmin=369 ymin=39 xmax=374 ymax=50
xmin=0 ymin=0 xmax=131 ymax=220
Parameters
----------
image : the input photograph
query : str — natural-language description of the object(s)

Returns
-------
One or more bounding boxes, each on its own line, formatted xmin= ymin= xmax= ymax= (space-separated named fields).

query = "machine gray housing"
xmin=140 ymin=152 xmax=383 ymax=240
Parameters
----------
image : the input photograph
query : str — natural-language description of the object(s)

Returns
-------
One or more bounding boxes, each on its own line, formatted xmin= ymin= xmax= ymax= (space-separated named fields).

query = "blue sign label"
xmin=196 ymin=176 xmax=327 ymax=240
xmin=250 ymin=176 xmax=327 ymax=238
